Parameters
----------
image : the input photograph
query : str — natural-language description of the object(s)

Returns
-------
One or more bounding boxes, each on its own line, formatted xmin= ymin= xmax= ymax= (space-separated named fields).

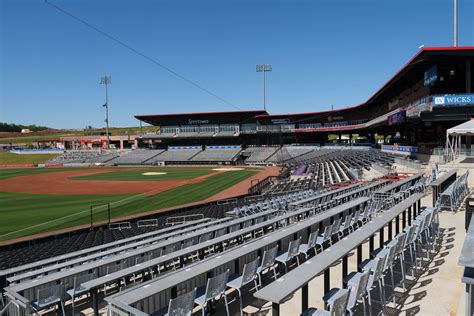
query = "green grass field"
xmin=0 ymin=152 xmax=60 ymax=164
xmin=0 ymin=168 xmax=257 ymax=241
xmin=71 ymin=167 xmax=215 ymax=181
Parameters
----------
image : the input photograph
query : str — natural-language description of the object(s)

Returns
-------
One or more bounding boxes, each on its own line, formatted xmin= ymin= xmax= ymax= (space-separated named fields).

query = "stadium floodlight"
xmin=256 ymin=64 xmax=272 ymax=111
xmin=100 ymin=75 xmax=111 ymax=150
xmin=454 ymin=0 xmax=458 ymax=47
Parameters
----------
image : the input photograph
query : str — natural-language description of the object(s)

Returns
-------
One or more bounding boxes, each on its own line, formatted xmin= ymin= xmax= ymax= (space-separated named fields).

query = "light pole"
xmin=100 ymin=75 xmax=111 ymax=150
xmin=256 ymin=64 xmax=272 ymax=111
xmin=454 ymin=0 xmax=458 ymax=46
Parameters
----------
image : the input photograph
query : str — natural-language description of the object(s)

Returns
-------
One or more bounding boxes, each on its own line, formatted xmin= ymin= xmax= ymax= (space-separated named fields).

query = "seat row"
xmin=303 ymin=206 xmax=441 ymax=315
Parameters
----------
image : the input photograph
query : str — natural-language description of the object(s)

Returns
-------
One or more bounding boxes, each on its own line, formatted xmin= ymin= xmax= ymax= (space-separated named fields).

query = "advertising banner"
xmin=406 ymin=103 xmax=433 ymax=118
xmin=388 ymin=110 xmax=406 ymax=126
xmin=382 ymin=145 xmax=418 ymax=153
xmin=424 ymin=65 xmax=438 ymax=86
xmin=433 ymin=94 xmax=474 ymax=106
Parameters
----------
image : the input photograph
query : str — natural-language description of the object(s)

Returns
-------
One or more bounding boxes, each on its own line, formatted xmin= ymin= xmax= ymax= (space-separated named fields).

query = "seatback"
xmin=423 ymin=211 xmax=434 ymax=230
xmin=287 ymin=238 xmax=301 ymax=259
xmin=241 ymin=257 xmax=260 ymax=286
xmin=355 ymin=270 xmax=371 ymax=301
xmin=350 ymin=211 xmax=359 ymax=223
xmin=167 ymin=288 xmax=196 ymax=316
xmin=329 ymin=288 xmax=350 ymax=316
xmin=74 ymin=273 xmax=95 ymax=292
xmin=308 ymin=232 xmax=318 ymax=248
xmin=204 ymin=270 xmax=230 ymax=301
xmin=383 ymin=244 xmax=397 ymax=270
xmin=163 ymin=243 xmax=178 ymax=255
xmin=182 ymin=238 xmax=195 ymax=249
xmin=323 ymin=224 xmax=333 ymax=241
xmin=342 ymin=215 xmax=351 ymax=229
xmin=394 ymin=233 xmax=408 ymax=255
xmin=404 ymin=225 xmax=416 ymax=245
xmin=370 ymin=256 xmax=386 ymax=287
xmin=261 ymin=245 xmax=278 ymax=270
xmin=214 ymin=227 xmax=227 ymax=238
xmin=37 ymin=284 xmax=65 ymax=306
xmin=331 ymin=218 xmax=341 ymax=236
xmin=106 ymin=262 xmax=125 ymax=275
xmin=229 ymin=224 xmax=240 ymax=233
xmin=199 ymin=232 xmax=213 ymax=243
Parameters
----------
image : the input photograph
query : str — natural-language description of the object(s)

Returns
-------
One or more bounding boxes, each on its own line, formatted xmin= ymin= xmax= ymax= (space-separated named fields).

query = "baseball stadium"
xmin=2 ymin=2 xmax=474 ymax=316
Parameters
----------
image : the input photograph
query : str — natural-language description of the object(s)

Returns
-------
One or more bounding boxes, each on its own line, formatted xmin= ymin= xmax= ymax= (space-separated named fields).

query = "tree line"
xmin=0 ymin=123 xmax=50 ymax=133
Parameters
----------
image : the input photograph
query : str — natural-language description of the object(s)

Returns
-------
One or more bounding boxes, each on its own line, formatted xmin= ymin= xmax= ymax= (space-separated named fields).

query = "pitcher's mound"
xmin=212 ymin=168 xmax=244 ymax=171
xmin=142 ymin=172 xmax=167 ymax=176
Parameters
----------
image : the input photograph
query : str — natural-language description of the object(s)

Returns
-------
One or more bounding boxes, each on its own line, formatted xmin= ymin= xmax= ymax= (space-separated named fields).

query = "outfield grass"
xmin=0 ymin=167 xmax=80 ymax=180
xmin=0 ymin=152 xmax=60 ymax=164
xmin=0 ymin=169 xmax=257 ymax=241
xmin=70 ymin=167 xmax=216 ymax=181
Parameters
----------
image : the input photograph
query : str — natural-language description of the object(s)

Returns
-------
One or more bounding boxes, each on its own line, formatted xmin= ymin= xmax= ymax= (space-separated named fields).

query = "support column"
xmin=396 ymin=215 xmax=400 ymax=234
xmin=272 ymin=303 xmax=280 ymax=316
xmin=369 ymin=235 xmax=374 ymax=254
xmin=324 ymin=268 xmax=331 ymax=293
xmin=342 ymin=255 xmax=348 ymax=287
xmin=388 ymin=219 xmax=393 ymax=239
xmin=357 ymin=244 xmax=363 ymax=271
xmin=302 ymin=284 xmax=309 ymax=311
xmin=408 ymin=206 xmax=412 ymax=225
xmin=91 ymin=288 xmax=99 ymax=316
xmin=379 ymin=227 xmax=384 ymax=248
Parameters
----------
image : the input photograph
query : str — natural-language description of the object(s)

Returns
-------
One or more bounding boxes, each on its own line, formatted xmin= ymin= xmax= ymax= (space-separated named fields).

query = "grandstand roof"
xmin=135 ymin=109 xmax=267 ymax=125
xmin=257 ymin=46 xmax=474 ymax=120
xmin=135 ymin=46 xmax=474 ymax=126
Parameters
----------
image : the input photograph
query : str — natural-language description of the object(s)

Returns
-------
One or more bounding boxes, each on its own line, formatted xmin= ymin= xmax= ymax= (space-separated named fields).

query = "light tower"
xmin=454 ymin=0 xmax=458 ymax=46
xmin=100 ymin=75 xmax=111 ymax=150
xmin=256 ymin=64 xmax=272 ymax=111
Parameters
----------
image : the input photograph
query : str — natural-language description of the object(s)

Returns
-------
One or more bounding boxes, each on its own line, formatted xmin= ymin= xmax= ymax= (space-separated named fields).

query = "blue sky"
xmin=1 ymin=0 xmax=473 ymax=128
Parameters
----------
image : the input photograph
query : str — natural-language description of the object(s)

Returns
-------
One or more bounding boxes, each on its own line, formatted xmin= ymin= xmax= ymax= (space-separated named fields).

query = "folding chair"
xmin=31 ymin=284 xmax=66 ymax=316
xmin=227 ymin=257 xmax=260 ymax=316
xmin=304 ymin=288 xmax=350 ymax=316
xmin=257 ymin=245 xmax=279 ymax=285
xmin=299 ymin=232 xmax=318 ymax=259
xmin=276 ymin=238 xmax=302 ymax=273
xmin=154 ymin=288 xmax=196 ymax=316
xmin=195 ymin=270 xmax=230 ymax=316
xmin=66 ymin=273 xmax=95 ymax=315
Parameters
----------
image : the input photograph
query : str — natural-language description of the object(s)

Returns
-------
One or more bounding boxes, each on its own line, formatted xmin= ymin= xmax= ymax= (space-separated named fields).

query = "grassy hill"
xmin=0 ymin=152 xmax=60 ymax=164
xmin=0 ymin=126 xmax=158 ymax=144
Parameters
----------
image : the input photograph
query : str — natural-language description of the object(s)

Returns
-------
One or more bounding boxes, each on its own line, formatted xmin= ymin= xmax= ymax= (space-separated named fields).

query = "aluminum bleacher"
xmin=243 ymin=146 xmax=279 ymax=163
xmin=191 ymin=146 xmax=242 ymax=162
xmin=267 ymin=145 xmax=318 ymax=163
xmin=147 ymin=146 xmax=202 ymax=163
xmin=109 ymin=149 xmax=165 ymax=164
xmin=46 ymin=150 xmax=119 ymax=164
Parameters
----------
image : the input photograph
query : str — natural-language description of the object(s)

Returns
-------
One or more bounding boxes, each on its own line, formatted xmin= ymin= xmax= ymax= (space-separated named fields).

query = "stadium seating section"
xmin=3 ymin=147 xmax=464 ymax=316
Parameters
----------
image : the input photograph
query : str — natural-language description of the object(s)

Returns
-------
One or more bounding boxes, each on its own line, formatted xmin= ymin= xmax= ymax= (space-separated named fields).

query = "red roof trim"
xmin=135 ymin=109 xmax=267 ymax=118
